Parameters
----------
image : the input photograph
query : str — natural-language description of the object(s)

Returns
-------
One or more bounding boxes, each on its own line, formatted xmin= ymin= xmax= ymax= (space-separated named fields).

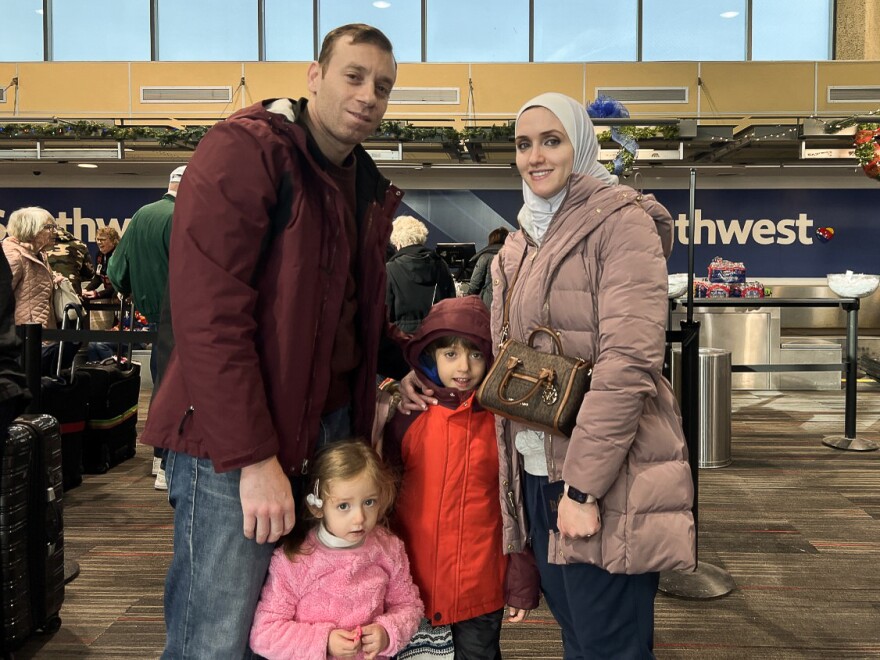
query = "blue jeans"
xmin=162 ymin=406 xmax=352 ymax=659
xmin=523 ymin=473 xmax=659 ymax=660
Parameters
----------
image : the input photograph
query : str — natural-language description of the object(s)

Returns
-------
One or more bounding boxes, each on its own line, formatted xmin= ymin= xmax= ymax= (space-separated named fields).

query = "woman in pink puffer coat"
xmin=491 ymin=93 xmax=696 ymax=659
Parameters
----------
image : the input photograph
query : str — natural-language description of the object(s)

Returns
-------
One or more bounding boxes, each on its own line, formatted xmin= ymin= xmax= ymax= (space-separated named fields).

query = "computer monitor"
xmin=435 ymin=242 xmax=477 ymax=280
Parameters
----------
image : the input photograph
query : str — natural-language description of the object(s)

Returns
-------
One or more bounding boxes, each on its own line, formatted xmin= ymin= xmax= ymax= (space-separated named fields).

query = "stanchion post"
xmin=822 ymin=300 xmax=878 ymax=452
xmin=659 ymin=168 xmax=735 ymax=599
xmin=19 ymin=323 xmax=42 ymax=413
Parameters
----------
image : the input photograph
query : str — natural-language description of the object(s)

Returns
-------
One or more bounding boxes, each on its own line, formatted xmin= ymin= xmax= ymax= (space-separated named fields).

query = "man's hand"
xmin=507 ymin=606 xmax=529 ymax=623
xmin=397 ymin=370 xmax=437 ymax=414
xmin=81 ymin=290 xmax=97 ymax=299
xmin=327 ymin=628 xmax=360 ymax=658
xmin=557 ymin=498 xmax=601 ymax=540
xmin=360 ymin=623 xmax=389 ymax=660
xmin=239 ymin=456 xmax=295 ymax=543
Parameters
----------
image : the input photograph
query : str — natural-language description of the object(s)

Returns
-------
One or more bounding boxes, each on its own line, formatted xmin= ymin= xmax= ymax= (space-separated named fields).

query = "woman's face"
xmin=33 ymin=220 xmax=57 ymax=252
xmin=95 ymin=235 xmax=116 ymax=254
xmin=515 ymin=106 xmax=575 ymax=199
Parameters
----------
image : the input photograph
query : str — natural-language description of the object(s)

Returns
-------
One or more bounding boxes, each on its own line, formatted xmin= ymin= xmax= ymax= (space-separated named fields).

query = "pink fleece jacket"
xmin=250 ymin=527 xmax=423 ymax=660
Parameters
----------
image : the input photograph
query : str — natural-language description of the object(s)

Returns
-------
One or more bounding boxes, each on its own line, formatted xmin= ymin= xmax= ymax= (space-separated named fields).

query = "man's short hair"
xmin=390 ymin=215 xmax=429 ymax=249
xmin=318 ymin=23 xmax=394 ymax=74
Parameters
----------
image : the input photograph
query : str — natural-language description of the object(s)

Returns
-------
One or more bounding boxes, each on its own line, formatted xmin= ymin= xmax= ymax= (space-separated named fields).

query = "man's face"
xmin=306 ymin=37 xmax=396 ymax=161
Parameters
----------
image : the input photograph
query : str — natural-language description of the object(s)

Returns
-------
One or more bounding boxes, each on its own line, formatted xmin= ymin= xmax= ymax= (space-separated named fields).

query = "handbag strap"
xmin=498 ymin=246 xmax=530 ymax=346
xmin=528 ymin=326 xmax=565 ymax=355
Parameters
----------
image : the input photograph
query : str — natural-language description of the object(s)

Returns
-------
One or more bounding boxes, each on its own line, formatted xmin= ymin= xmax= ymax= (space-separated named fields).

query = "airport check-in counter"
xmin=670 ymin=279 xmax=880 ymax=391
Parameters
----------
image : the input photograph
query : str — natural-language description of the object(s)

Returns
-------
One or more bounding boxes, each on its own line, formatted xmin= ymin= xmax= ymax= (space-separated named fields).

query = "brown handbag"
xmin=476 ymin=248 xmax=593 ymax=437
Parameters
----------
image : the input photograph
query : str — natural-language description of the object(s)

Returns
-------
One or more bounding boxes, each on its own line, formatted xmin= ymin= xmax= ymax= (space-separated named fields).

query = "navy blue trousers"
xmin=523 ymin=473 xmax=659 ymax=660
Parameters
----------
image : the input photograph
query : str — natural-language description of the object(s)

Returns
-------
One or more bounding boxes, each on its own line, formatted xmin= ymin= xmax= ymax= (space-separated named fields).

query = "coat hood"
xmin=388 ymin=244 xmax=447 ymax=285
xmin=405 ymin=296 xmax=494 ymax=402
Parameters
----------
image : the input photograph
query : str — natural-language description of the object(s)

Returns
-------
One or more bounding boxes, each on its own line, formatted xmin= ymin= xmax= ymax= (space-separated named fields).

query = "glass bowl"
xmin=827 ymin=272 xmax=880 ymax=299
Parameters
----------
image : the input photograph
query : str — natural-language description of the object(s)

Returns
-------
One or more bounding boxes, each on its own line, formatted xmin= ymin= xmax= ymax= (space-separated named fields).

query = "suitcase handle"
xmin=117 ymin=298 xmax=136 ymax=364
xmin=56 ymin=303 xmax=84 ymax=377
xmin=46 ymin=487 xmax=63 ymax=545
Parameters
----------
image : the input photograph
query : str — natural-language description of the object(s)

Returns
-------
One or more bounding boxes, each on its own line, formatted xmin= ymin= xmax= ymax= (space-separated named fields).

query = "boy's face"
xmin=434 ymin=343 xmax=487 ymax=393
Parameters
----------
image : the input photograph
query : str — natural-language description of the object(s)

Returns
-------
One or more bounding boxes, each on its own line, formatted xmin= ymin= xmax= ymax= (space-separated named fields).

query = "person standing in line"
xmin=466 ymin=226 xmax=509 ymax=309
xmin=82 ymin=226 xmax=120 ymax=329
xmin=249 ymin=440 xmax=423 ymax=660
xmin=140 ymin=23 xmax=403 ymax=659
xmin=108 ymin=165 xmax=186 ymax=491
xmin=46 ymin=226 xmax=94 ymax=295
xmin=384 ymin=296 xmax=539 ymax=660
xmin=385 ymin=215 xmax=457 ymax=334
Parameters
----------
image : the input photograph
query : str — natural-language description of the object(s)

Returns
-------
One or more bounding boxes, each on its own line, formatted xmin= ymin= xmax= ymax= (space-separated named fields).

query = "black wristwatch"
xmin=565 ymin=484 xmax=596 ymax=504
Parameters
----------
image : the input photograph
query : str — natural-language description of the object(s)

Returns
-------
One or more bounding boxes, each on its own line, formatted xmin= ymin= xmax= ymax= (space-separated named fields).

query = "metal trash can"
xmin=670 ymin=347 xmax=732 ymax=468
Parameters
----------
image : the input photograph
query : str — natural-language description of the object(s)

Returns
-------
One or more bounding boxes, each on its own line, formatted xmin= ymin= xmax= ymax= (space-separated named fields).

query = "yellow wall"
xmin=1 ymin=60 xmax=878 ymax=128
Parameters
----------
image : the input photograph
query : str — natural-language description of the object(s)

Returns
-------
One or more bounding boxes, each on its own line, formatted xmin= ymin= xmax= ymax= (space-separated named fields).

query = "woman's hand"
xmin=557 ymin=499 xmax=601 ymax=540
xmin=52 ymin=273 xmax=65 ymax=285
xmin=397 ymin=370 xmax=437 ymax=414
xmin=507 ymin=606 xmax=529 ymax=623
xmin=81 ymin=290 xmax=97 ymax=299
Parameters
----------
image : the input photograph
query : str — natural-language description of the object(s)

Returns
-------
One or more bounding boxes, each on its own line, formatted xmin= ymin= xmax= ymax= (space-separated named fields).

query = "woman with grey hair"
xmin=2 ymin=206 xmax=63 ymax=328
xmin=386 ymin=215 xmax=456 ymax=333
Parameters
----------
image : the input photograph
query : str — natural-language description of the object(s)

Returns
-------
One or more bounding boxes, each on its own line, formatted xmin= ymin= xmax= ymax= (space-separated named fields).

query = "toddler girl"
xmin=250 ymin=439 xmax=423 ymax=660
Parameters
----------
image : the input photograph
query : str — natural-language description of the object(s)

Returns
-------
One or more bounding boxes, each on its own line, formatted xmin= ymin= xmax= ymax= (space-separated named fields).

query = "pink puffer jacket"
xmin=491 ymin=173 xmax=696 ymax=575
xmin=3 ymin=238 xmax=56 ymax=328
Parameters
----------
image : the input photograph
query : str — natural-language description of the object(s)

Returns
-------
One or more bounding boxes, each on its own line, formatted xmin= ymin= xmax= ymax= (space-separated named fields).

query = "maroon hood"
xmin=405 ymin=295 xmax=494 ymax=376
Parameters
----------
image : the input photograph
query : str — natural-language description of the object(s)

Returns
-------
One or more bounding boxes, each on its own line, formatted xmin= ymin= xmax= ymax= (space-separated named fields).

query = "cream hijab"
xmin=516 ymin=93 xmax=618 ymax=244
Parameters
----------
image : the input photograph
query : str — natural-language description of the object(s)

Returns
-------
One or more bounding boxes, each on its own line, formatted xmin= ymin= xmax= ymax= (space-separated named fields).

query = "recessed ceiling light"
xmin=77 ymin=163 xmax=98 ymax=169
xmin=373 ymin=1 xmax=391 ymax=8
xmin=720 ymin=11 xmax=739 ymax=18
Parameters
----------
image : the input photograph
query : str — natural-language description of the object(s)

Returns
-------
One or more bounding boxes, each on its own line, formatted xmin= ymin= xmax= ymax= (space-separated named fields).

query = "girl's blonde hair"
xmin=282 ymin=439 xmax=396 ymax=559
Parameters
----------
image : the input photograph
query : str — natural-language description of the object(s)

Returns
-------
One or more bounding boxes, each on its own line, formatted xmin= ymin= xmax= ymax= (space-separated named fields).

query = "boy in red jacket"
xmin=384 ymin=295 xmax=539 ymax=660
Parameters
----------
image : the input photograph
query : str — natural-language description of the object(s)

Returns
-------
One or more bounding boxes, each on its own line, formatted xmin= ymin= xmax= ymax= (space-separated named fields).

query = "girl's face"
xmin=314 ymin=470 xmax=381 ymax=544
xmin=434 ymin=343 xmax=487 ymax=393
xmin=515 ymin=106 xmax=575 ymax=199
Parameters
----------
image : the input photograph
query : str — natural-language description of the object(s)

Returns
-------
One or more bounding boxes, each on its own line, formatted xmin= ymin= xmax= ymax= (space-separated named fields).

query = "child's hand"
xmin=507 ymin=606 xmax=529 ymax=623
xmin=359 ymin=623 xmax=389 ymax=660
xmin=327 ymin=628 xmax=361 ymax=658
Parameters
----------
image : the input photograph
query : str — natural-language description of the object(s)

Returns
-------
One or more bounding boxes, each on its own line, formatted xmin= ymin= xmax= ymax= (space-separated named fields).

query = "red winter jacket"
xmin=142 ymin=99 xmax=402 ymax=474
xmin=386 ymin=297 xmax=539 ymax=626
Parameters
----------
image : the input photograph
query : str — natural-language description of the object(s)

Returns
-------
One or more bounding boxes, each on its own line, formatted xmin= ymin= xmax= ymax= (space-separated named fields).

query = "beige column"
xmin=836 ymin=0 xmax=880 ymax=60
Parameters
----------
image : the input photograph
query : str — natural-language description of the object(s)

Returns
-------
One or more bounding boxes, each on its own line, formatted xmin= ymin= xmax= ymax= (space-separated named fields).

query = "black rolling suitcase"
xmin=1 ymin=414 xmax=64 ymax=653
xmin=40 ymin=304 xmax=90 ymax=491
xmin=78 ymin=301 xmax=140 ymax=474
xmin=1 ymin=423 xmax=33 ymax=652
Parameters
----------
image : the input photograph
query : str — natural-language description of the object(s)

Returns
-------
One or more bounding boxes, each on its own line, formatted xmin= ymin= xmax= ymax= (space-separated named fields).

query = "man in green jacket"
xmin=108 ymin=164 xmax=185 ymax=489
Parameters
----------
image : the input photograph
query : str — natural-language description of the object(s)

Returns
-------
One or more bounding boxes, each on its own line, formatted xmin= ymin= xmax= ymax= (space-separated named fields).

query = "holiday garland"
xmin=853 ymin=123 xmax=880 ymax=180
xmin=0 ymin=117 xmax=678 ymax=170
xmin=823 ymin=110 xmax=880 ymax=181
xmin=0 ymin=120 xmax=210 ymax=148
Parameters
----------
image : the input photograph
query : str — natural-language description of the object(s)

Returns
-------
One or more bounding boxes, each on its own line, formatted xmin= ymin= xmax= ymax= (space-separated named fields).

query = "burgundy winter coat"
xmin=491 ymin=173 xmax=696 ymax=574
xmin=142 ymin=99 xmax=402 ymax=474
